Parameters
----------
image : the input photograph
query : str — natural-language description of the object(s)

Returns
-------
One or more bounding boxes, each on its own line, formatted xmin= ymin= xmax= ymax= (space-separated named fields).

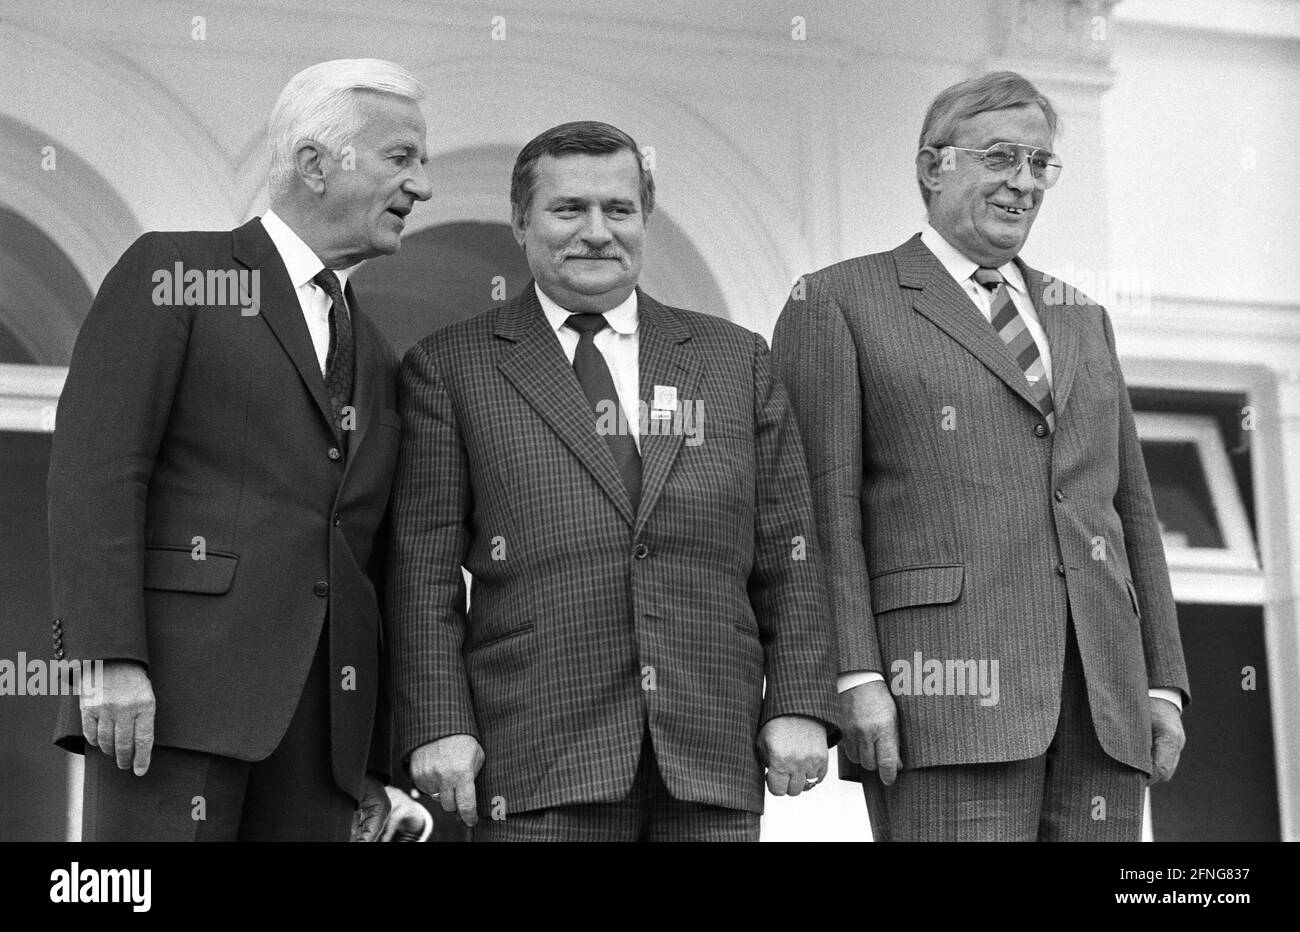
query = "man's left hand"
xmin=757 ymin=715 xmax=828 ymax=797
xmin=350 ymin=774 xmax=391 ymax=842
xmin=1149 ymin=696 xmax=1185 ymax=786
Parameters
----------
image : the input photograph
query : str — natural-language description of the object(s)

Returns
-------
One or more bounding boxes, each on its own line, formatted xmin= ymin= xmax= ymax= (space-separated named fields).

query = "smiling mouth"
xmin=991 ymin=203 xmax=1030 ymax=217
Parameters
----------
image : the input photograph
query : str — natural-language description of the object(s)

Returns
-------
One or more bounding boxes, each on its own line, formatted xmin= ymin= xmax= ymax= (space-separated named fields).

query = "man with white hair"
xmin=48 ymin=58 xmax=431 ymax=840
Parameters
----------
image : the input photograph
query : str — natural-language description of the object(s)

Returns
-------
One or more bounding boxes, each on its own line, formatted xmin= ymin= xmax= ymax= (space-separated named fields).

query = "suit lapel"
xmin=898 ymin=234 xmax=1044 ymax=418
xmin=232 ymin=219 xmax=336 ymax=435
xmin=495 ymin=285 xmax=636 ymax=526
xmin=633 ymin=292 xmax=699 ymax=535
xmin=1018 ymin=259 xmax=1081 ymax=419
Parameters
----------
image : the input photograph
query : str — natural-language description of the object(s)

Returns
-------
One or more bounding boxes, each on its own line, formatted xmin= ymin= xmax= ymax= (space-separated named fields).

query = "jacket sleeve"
xmin=746 ymin=331 xmax=841 ymax=744
xmin=770 ymin=272 xmax=882 ymax=676
xmin=1102 ymin=308 xmax=1191 ymax=706
xmin=388 ymin=339 xmax=478 ymax=767
xmin=47 ymin=232 xmax=194 ymax=666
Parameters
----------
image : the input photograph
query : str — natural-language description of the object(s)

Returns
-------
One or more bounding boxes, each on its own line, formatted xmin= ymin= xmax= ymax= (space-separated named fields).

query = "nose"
xmin=1005 ymin=156 xmax=1036 ymax=195
xmin=580 ymin=208 xmax=613 ymax=246
xmin=406 ymin=162 xmax=433 ymax=202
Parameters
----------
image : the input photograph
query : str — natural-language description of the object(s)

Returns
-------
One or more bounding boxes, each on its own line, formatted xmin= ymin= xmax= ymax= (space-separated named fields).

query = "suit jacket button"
xmin=313 ymin=580 xmax=330 ymax=597
xmin=327 ymin=446 xmax=342 ymax=461
xmin=1056 ymin=563 xmax=1067 ymax=576
xmin=1034 ymin=423 xmax=1048 ymax=438
xmin=53 ymin=647 xmax=65 ymax=660
xmin=333 ymin=512 xmax=342 ymax=527
xmin=1054 ymin=489 xmax=1066 ymax=502
xmin=632 ymin=543 xmax=649 ymax=560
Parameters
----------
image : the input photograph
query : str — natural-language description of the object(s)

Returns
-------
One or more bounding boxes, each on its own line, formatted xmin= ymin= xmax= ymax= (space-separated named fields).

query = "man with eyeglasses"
xmin=771 ymin=71 xmax=1189 ymax=841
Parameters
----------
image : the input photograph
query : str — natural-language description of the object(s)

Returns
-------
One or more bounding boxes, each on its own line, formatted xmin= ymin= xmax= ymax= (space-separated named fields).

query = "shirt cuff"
xmin=1150 ymin=688 xmax=1183 ymax=712
xmin=837 ymin=670 xmax=885 ymax=693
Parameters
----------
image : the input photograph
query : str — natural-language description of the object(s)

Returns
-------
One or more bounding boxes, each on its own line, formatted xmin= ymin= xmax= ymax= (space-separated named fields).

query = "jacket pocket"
xmin=469 ymin=620 xmax=535 ymax=653
xmin=143 ymin=546 xmax=239 ymax=595
xmin=1123 ymin=576 xmax=1142 ymax=618
xmin=869 ymin=564 xmax=964 ymax=615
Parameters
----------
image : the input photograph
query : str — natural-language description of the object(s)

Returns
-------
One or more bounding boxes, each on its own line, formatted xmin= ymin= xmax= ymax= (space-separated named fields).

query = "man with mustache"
xmin=389 ymin=120 xmax=838 ymax=841
xmin=49 ymin=59 xmax=431 ymax=840
xmin=772 ymin=72 xmax=1189 ymax=840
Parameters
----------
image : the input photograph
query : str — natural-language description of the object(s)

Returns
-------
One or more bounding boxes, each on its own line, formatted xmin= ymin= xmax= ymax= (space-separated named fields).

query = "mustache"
xmin=560 ymin=249 xmax=627 ymax=262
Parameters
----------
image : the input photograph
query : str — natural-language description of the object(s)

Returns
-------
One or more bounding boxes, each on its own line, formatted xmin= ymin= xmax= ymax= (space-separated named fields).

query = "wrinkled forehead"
xmin=533 ymin=150 xmax=642 ymax=198
xmin=953 ymin=104 xmax=1054 ymax=151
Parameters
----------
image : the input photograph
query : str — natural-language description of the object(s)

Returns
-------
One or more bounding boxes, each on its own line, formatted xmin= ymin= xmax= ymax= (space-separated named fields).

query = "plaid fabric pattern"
xmin=389 ymin=285 xmax=838 ymax=816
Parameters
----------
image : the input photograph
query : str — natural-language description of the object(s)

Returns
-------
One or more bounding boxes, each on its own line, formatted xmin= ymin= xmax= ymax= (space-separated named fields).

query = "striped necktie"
xmin=972 ymin=267 xmax=1055 ymax=433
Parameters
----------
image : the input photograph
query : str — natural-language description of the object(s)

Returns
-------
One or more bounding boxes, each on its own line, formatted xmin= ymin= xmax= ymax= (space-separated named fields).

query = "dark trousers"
xmin=81 ymin=623 xmax=356 ymax=842
xmin=863 ymin=621 xmax=1145 ymax=842
xmin=473 ymin=729 xmax=761 ymax=842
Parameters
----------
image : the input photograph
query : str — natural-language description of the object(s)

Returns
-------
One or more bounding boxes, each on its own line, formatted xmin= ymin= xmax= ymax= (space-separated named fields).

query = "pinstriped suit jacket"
xmin=389 ymin=285 xmax=838 ymax=815
xmin=771 ymin=234 xmax=1189 ymax=776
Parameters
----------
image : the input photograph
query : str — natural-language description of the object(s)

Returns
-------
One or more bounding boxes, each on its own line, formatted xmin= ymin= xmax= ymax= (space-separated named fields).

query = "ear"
xmin=510 ymin=204 xmax=528 ymax=248
xmin=292 ymin=140 xmax=329 ymax=195
xmin=916 ymin=146 xmax=947 ymax=197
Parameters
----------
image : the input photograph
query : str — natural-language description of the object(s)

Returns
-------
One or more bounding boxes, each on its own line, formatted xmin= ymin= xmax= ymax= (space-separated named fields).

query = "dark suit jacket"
xmin=772 ymin=234 xmax=1190 ymax=776
xmin=389 ymin=285 xmax=838 ymax=815
xmin=48 ymin=218 xmax=399 ymax=802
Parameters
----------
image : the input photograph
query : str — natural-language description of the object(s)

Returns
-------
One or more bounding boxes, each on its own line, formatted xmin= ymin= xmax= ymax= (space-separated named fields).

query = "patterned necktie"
xmin=972 ymin=267 xmax=1055 ymax=433
xmin=312 ymin=269 xmax=355 ymax=454
xmin=566 ymin=313 xmax=641 ymax=510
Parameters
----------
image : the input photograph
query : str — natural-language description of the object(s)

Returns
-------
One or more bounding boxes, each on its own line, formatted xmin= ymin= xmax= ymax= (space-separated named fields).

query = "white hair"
xmin=267 ymin=58 xmax=425 ymax=199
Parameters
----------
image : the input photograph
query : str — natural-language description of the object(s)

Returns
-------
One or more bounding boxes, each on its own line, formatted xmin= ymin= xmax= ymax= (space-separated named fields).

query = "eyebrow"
xmin=545 ymin=195 xmax=637 ymax=208
xmin=971 ymin=138 xmax=1055 ymax=154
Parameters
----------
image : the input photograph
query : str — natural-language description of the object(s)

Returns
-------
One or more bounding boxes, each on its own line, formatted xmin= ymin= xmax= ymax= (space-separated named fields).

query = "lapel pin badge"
xmin=651 ymin=384 xmax=678 ymax=420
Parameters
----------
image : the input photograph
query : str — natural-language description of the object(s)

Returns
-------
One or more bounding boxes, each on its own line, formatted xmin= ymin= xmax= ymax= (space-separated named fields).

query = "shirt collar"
xmin=920 ymin=222 xmax=1025 ymax=295
xmin=260 ymin=209 xmax=353 ymax=292
xmin=535 ymin=282 xmax=639 ymax=335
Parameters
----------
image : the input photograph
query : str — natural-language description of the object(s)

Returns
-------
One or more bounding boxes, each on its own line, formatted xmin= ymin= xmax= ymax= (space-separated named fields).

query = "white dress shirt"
xmin=260 ymin=209 xmax=352 ymax=377
xmin=839 ymin=227 xmax=1181 ymax=712
xmin=536 ymin=283 xmax=641 ymax=451
xmin=920 ymin=223 xmax=1052 ymax=386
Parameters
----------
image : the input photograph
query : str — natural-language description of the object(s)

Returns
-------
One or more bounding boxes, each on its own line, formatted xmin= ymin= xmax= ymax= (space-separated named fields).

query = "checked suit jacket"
xmin=389 ymin=284 xmax=839 ymax=816
xmin=771 ymin=234 xmax=1190 ymax=777
xmin=48 ymin=218 xmax=398 ymax=801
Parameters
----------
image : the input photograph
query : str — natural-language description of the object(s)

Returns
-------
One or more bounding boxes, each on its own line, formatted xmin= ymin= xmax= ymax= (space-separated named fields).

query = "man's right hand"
xmin=80 ymin=660 xmax=155 ymax=776
xmin=839 ymin=680 xmax=901 ymax=785
xmin=409 ymin=734 xmax=484 ymax=827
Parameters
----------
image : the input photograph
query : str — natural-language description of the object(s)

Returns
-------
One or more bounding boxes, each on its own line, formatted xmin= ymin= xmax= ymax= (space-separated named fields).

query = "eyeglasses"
xmin=942 ymin=142 xmax=1062 ymax=189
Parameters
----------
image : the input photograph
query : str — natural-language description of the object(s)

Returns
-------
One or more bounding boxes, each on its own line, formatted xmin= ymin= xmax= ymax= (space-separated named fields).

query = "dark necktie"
xmin=565 ymin=313 xmax=641 ymax=510
xmin=312 ymin=269 xmax=355 ymax=454
xmin=972 ymin=267 xmax=1055 ymax=433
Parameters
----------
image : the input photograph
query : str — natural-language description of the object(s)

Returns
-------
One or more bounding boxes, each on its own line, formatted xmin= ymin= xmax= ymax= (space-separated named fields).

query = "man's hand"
xmin=839 ymin=680 xmax=900 ymax=785
xmin=1149 ymin=696 xmax=1185 ymax=785
xmin=409 ymin=734 xmax=484 ymax=827
xmin=350 ymin=774 xmax=391 ymax=842
xmin=757 ymin=715 xmax=828 ymax=796
xmin=80 ymin=660 xmax=155 ymax=776
xmin=380 ymin=786 xmax=433 ymax=842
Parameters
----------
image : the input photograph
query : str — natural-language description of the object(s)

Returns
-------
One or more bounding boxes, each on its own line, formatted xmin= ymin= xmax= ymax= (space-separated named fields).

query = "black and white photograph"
xmin=0 ymin=0 xmax=1294 ymax=904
